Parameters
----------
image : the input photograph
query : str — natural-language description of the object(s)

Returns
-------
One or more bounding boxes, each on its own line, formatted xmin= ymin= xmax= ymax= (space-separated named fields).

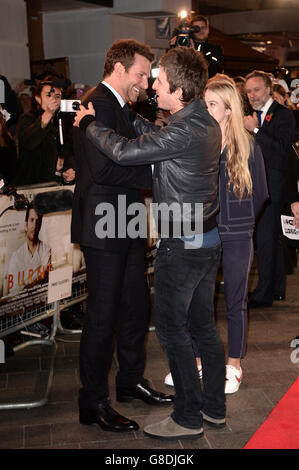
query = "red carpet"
xmin=244 ymin=377 xmax=299 ymax=449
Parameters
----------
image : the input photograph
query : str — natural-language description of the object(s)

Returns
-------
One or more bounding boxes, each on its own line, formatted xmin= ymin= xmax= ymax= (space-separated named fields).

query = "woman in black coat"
xmin=13 ymin=77 xmax=75 ymax=186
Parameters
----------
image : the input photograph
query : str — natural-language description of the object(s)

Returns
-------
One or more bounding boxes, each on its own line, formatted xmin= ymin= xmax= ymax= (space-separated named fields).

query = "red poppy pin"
xmin=265 ymin=113 xmax=273 ymax=122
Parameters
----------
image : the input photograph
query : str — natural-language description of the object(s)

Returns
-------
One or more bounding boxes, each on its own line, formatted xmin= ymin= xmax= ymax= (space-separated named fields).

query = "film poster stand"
xmin=0 ymin=285 xmax=87 ymax=411
xmin=0 ymin=191 xmax=157 ymax=411
xmin=0 ymin=185 xmax=86 ymax=410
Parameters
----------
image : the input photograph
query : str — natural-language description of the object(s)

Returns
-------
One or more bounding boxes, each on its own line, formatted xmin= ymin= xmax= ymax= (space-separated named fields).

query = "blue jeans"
xmin=154 ymin=238 xmax=225 ymax=429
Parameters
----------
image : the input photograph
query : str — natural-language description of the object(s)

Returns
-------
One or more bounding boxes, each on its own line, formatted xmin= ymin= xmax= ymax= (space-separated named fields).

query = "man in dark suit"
xmin=244 ymin=70 xmax=296 ymax=308
xmin=71 ymin=39 xmax=173 ymax=434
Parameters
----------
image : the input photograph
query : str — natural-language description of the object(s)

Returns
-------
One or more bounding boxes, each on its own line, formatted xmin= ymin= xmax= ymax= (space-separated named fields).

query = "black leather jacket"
xmin=82 ymin=98 xmax=221 ymax=235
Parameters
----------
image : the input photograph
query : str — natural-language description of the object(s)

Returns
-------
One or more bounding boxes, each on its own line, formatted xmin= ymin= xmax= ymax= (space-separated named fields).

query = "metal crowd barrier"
xmin=0 ymin=283 xmax=87 ymax=410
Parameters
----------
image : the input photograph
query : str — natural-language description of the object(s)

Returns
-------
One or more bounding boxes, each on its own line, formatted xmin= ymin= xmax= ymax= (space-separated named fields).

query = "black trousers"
xmin=253 ymin=200 xmax=286 ymax=304
xmin=79 ymin=241 xmax=148 ymax=408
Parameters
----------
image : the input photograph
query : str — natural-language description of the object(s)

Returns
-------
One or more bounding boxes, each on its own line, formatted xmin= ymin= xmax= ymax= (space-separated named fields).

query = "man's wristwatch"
xmin=253 ymin=127 xmax=259 ymax=134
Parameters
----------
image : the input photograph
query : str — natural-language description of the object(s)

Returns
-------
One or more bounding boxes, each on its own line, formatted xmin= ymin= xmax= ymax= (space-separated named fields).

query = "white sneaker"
xmin=225 ymin=365 xmax=242 ymax=394
xmin=164 ymin=365 xmax=203 ymax=387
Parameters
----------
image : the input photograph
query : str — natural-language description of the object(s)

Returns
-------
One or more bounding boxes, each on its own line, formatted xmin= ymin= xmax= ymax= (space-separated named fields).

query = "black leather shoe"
xmin=117 ymin=379 xmax=174 ymax=406
xmin=274 ymin=295 xmax=285 ymax=301
xmin=248 ymin=299 xmax=272 ymax=309
xmin=79 ymin=403 xmax=139 ymax=432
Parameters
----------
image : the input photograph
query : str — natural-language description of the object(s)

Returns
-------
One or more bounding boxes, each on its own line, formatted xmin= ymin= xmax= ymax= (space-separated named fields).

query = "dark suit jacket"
xmin=194 ymin=41 xmax=223 ymax=78
xmin=255 ymin=100 xmax=296 ymax=204
xmin=71 ymin=83 xmax=152 ymax=251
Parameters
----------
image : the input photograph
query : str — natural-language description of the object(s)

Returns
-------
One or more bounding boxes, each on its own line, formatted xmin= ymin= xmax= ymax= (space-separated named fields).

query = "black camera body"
xmin=174 ymin=21 xmax=201 ymax=48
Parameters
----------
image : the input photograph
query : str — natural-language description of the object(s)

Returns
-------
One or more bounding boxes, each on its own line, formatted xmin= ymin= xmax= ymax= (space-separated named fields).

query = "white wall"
xmin=110 ymin=14 xmax=146 ymax=44
xmin=210 ymin=8 xmax=299 ymax=35
xmin=42 ymin=0 xmax=192 ymax=86
xmin=43 ymin=8 xmax=112 ymax=86
xmin=0 ymin=0 xmax=30 ymax=88
xmin=113 ymin=0 xmax=191 ymax=15
xmin=43 ymin=9 xmax=154 ymax=86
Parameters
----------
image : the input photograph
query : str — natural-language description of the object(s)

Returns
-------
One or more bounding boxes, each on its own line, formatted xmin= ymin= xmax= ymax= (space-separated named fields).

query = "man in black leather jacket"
xmin=72 ymin=40 xmax=173 ymax=436
xmin=75 ymin=46 xmax=226 ymax=440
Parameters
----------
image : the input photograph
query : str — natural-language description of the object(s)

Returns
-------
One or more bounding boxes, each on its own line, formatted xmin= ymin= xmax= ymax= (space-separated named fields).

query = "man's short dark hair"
xmin=159 ymin=46 xmax=208 ymax=104
xmin=25 ymin=202 xmax=42 ymax=223
xmin=245 ymin=70 xmax=273 ymax=91
xmin=103 ymin=39 xmax=155 ymax=78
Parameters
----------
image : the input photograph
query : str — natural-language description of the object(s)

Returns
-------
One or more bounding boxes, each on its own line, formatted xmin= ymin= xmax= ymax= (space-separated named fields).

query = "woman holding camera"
xmin=13 ymin=76 xmax=75 ymax=186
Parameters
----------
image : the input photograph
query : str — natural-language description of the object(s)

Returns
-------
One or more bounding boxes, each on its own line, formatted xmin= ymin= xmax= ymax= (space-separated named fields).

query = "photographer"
xmin=13 ymin=76 xmax=75 ymax=186
xmin=0 ymin=74 xmax=22 ymax=135
xmin=170 ymin=14 xmax=223 ymax=78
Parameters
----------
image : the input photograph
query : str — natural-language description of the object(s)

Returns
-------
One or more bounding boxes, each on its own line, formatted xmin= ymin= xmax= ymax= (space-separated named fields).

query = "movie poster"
xmin=0 ymin=185 xmax=86 ymax=318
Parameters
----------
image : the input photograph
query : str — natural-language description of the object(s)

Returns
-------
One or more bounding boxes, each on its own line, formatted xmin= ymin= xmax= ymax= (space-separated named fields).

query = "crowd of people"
xmin=0 ymin=14 xmax=299 ymax=441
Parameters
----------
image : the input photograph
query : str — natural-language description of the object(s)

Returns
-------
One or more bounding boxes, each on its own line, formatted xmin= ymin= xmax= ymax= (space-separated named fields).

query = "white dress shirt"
xmin=258 ymin=97 xmax=274 ymax=126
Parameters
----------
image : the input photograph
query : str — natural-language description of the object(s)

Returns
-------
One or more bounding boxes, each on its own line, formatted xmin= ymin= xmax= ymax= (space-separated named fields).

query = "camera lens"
xmin=192 ymin=25 xmax=201 ymax=33
xmin=72 ymin=101 xmax=80 ymax=111
xmin=177 ymin=35 xmax=191 ymax=47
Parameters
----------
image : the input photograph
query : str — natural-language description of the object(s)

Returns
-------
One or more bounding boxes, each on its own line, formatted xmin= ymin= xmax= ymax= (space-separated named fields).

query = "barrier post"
xmin=0 ymin=339 xmax=4 ymax=363
xmin=0 ymin=78 xmax=4 ymax=104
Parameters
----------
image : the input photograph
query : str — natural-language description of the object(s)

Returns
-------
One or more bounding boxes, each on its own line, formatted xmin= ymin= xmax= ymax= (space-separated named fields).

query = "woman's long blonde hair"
xmin=205 ymin=74 xmax=253 ymax=200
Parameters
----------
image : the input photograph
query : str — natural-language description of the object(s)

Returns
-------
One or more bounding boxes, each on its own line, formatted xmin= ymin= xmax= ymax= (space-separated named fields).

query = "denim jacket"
xmin=217 ymin=141 xmax=268 ymax=240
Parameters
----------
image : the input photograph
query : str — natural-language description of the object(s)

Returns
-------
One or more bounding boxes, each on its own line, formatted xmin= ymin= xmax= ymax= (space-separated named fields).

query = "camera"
xmin=174 ymin=22 xmax=200 ymax=48
xmin=147 ymin=93 xmax=158 ymax=108
xmin=172 ymin=11 xmax=201 ymax=48
xmin=60 ymin=99 xmax=81 ymax=113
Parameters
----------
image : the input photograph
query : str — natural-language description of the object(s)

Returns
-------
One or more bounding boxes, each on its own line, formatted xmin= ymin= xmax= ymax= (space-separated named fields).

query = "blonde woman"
xmin=204 ymin=74 xmax=269 ymax=392
xmin=165 ymin=74 xmax=268 ymax=394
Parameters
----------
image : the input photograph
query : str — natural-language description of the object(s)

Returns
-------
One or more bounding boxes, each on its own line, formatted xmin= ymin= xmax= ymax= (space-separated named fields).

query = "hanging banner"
xmin=0 ymin=185 xmax=86 ymax=317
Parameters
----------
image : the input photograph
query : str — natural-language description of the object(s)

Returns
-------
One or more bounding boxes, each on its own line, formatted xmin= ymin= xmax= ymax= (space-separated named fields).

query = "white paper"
xmin=47 ymin=265 xmax=73 ymax=303
xmin=281 ymin=215 xmax=299 ymax=240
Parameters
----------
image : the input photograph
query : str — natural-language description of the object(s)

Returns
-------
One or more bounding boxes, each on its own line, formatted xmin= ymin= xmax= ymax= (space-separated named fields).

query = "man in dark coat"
xmin=190 ymin=15 xmax=224 ymax=78
xmin=244 ymin=70 xmax=296 ymax=307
